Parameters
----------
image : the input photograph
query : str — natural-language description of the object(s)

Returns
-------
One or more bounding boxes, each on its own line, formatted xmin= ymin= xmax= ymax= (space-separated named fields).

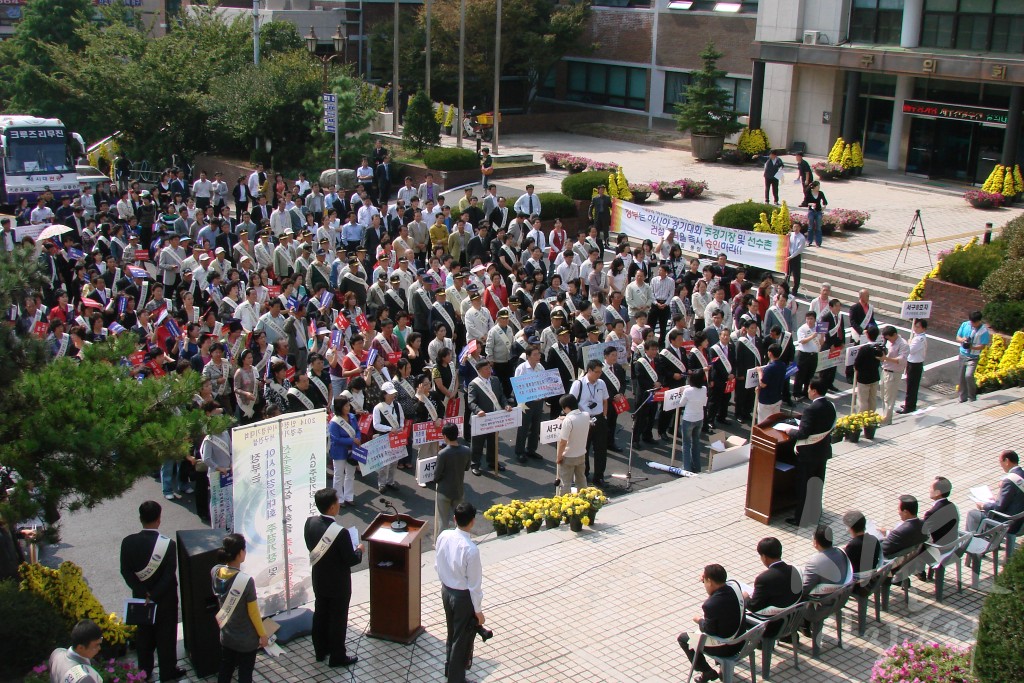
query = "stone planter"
xmin=656 ymin=188 xmax=680 ymax=200
xmin=631 ymin=191 xmax=651 ymax=204
xmin=690 ymin=133 xmax=724 ymax=161
xmin=968 ymin=197 xmax=1001 ymax=209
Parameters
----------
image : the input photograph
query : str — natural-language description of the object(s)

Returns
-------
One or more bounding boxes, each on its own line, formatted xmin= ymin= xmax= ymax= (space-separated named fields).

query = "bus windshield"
xmin=3 ymin=128 xmax=73 ymax=175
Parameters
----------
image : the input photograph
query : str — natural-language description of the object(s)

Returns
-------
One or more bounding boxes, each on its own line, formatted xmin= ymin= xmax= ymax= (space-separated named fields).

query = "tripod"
xmin=610 ymin=390 xmax=653 ymax=491
xmin=893 ymin=209 xmax=932 ymax=268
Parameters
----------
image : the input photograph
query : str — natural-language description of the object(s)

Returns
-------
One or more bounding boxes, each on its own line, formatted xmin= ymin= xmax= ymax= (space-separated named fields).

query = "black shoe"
xmin=829 ymin=385 xmax=841 ymax=392
xmin=696 ymin=671 xmax=721 ymax=683
xmin=896 ymin=407 xmax=909 ymax=414
xmin=471 ymin=467 xmax=482 ymax=476
xmin=517 ymin=455 xmax=527 ymax=463
xmin=642 ymin=436 xmax=657 ymax=444
xmin=497 ymin=463 xmax=507 ymax=472
xmin=315 ymin=654 xmax=327 ymax=662
xmin=658 ymin=431 xmax=668 ymax=440
xmin=526 ymin=451 xmax=543 ymax=459
xmin=160 ymin=669 xmax=188 ymax=682
xmin=593 ymin=478 xmax=607 ymax=488
xmin=717 ymin=418 xmax=731 ymax=426
xmin=785 ymin=517 xmax=801 ymax=526
xmin=328 ymin=655 xmax=358 ymax=667
xmin=387 ymin=482 xmax=399 ymax=490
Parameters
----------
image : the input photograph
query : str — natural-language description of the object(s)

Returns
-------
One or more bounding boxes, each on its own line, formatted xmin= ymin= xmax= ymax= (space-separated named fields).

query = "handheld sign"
xmin=900 ymin=300 xmax=932 ymax=320
xmin=134 ymin=249 xmax=149 ymax=262
xmin=540 ymin=418 xmax=563 ymax=444
xmin=745 ymin=366 xmax=760 ymax=389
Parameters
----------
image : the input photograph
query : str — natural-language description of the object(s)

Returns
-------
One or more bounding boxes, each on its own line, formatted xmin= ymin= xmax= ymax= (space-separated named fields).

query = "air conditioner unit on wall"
xmin=803 ymin=30 xmax=830 ymax=45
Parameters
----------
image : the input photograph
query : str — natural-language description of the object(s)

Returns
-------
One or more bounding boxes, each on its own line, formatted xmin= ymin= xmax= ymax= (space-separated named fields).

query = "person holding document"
xmin=119 ymin=501 xmax=185 ymax=682
xmin=304 ymin=488 xmax=364 ymax=668
xmin=211 ymin=533 xmax=268 ymax=683
xmin=787 ymin=379 xmax=837 ymax=527
xmin=966 ymin=449 xmax=1024 ymax=533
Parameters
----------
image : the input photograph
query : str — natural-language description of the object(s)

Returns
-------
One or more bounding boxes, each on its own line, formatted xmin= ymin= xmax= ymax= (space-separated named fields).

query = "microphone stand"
xmin=610 ymin=389 xmax=654 ymax=491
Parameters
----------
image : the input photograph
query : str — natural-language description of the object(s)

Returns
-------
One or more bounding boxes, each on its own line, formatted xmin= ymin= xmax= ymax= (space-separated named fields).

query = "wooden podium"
xmin=745 ymin=413 xmax=799 ymax=524
xmin=362 ymin=512 xmax=426 ymax=643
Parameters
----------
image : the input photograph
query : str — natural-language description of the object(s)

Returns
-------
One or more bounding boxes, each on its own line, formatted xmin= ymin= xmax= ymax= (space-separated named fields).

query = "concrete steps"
xmin=799 ymin=250 xmax=919 ymax=319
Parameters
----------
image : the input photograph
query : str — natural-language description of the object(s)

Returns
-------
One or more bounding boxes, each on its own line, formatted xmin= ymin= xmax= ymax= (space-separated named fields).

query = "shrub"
xmin=981 ymin=257 xmax=1024 ymax=305
xmin=402 ymin=91 xmax=441 ymax=155
xmin=0 ymin=580 xmax=69 ymax=680
xmin=538 ymin=192 xmax=576 ymax=221
xmin=1001 ymin=215 xmax=1024 ymax=259
xmin=938 ymin=239 xmax=1006 ymax=289
xmin=974 ymin=541 xmax=1024 ymax=681
xmin=561 ymin=171 xmax=610 ymax=201
xmin=712 ymin=201 xmax=776 ymax=230
xmin=422 ymin=147 xmax=479 ymax=171
xmin=983 ymin=301 xmax=1024 ymax=334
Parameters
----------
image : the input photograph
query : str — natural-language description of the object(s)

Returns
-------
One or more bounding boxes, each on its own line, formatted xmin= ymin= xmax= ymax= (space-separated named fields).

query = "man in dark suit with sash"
xmin=304 ymin=488 xmax=363 ymax=668
xmin=788 ymin=379 xmax=837 ymax=526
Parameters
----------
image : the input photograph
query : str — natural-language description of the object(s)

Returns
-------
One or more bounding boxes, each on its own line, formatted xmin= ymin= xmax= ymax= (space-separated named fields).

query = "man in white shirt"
xmin=513 ymin=184 xmax=541 ymax=218
xmin=898 ymin=319 xmax=928 ymax=414
xmin=704 ymin=287 xmax=732 ymax=330
xmin=794 ymin=311 xmax=821 ymax=399
xmin=235 ymin=287 xmax=261 ymax=331
xmin=434 ymin=502 xmax=485 ymax=683
xmin=556 ymin=394 xmax=590 ymax=495
xmin=30 ymin=197 xmax=55 ymax=225
xmin=624 ymin=269 xmax=653 ymax=320
xmin=514 ymin=346 xmax=547 ymax=462
xmin=191 ymin=170 xmax=213 ymax=211
xmin=526 ymin=218 xmax=547 ymax=251
xmin=649 ymin=262 xmax=675 ymax=345
xmin=880 ymin=325 xmax=909 ymax=425
xmin=787 ymin=221 xmax=808 ymax=296
xmin=570 ymin=360 xmax=610 ymax=486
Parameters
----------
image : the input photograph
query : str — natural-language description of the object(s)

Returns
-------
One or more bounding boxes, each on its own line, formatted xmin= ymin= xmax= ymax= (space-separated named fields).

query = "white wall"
xmin=800 ymin=0 xmax=849 ymax=43
xmin=756 ymin=0 xmax=804 ymax=42
xmin=790 ymin=67 xmax=842 ymax=154
xmin=761 ymin=62 xmax=797 ymax=149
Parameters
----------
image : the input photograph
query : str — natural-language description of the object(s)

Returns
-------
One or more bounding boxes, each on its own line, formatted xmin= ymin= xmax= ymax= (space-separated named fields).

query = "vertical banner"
xmin=610 ymin=198 xmax=790 ymax=273
xmin=231 ymin=409 xmax=327 ymax=615
xmin=209 ymin=471 xmax=234 ymax=531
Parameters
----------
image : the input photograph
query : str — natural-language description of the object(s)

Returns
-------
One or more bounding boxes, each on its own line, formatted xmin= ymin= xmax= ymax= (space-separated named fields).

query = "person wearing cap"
xmin=364 ymin=272 xmax=388 ymax=319
xmin=512 ymin=345 xmax=548 ymax=463
xmin=426 ymin=288 xmax=456 ymax=341
xmin=406 ymin=270 xmax=432 ymax=336
xmin=464 ymin=290 xmax=493 ymax=346
xmin=253 ymin=230 xmax=273 ymax=272
xmin=307 ymin=248 xmax=331 ymax=291
xmin=338 ymin=255 xmax=369 ymax=309
xmin=379 ymin=273 xmax=406 ymax=321
xmin=467 ymin=360 xmax=513 ymax=476
xmin=485 ymin=308 xmax=516 ymax=395
xmin=371 ymin=381 xmax=405 ymax=493
xmin=209 ymin=246 xmax=231 ymax=281
xmin=273 ymin=231 xmax=294 ymax=278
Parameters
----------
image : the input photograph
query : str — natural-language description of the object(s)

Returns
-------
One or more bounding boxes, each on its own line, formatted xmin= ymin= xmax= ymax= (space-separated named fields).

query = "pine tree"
xmin=403 ymin=90 xmax=441 ymax=155
xmin=672 ymin=42 xmax=744 ymax=137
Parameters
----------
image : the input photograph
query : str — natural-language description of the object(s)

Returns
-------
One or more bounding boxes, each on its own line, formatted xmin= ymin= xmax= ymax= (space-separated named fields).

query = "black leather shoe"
xmin=161 ymin=669 xmax=188 ymax=682
xmin=328 ymin=655 xmax=358 ymax=667
xmin=471 ymin=467 xmax=482 ymax=476
xmin=517 ymin=455 xmax=527 ymax=463
xmin=785 ymin=517 xmax=801 ymax=526
xmin=896 ymin=407 xmax=908 ymax=414
xmin=717 ymin=418 xmax=731 ymax=426
xmin=527 ymin=451 xmax=543 ymax=459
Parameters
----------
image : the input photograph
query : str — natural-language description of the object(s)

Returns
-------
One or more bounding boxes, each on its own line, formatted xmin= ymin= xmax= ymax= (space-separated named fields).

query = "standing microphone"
xmin=379 ymin=497 xmax=408 ymax=531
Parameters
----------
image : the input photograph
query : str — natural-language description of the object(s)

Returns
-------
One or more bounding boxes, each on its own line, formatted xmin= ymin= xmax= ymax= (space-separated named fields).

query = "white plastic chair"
xmin=747 ymin=601 xmax=809 ymax=680
xmin=967 ymin=521 xmax=1010 ymax=589
xmin=924 ymin=532 xmax=973 ymax=602
xmin=685 ymin=620 xmax=770 ymax=683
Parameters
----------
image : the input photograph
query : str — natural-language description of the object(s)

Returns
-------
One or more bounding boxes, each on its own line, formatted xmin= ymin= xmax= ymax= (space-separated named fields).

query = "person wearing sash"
xmin=203 ymin=342 xmax=233 ymax=410
xmin=847 ymin=289 xmax=876 ymax=345
xmin=569 ymin=360 xmax=610 ymax=486
xmin=467 ymin=360 xmax=513 ymax=476
xmin=328 ymin=396 xmax=362 ymax=505
xmin=393 ymin=359 xmax=421 ymax=470
xmin=47 ymin=318 xmax=72 ymax=361
xmin=708 ymin=329 xmax=735 ymax=428
xmin=793 ymin=311 xmax=820 ymax=400
xmin=304 ymin=488 xmax=363 ymax=668
xmin=287 ymin=373 xmax=318 ymax=413
xmin=601 ymin=346 xmax=628 ymax=454
xmin=676 ymin=564 xmax=744 ymax=683
xmin=485 ymin=308 xmax=516 ymax=397
xmin=372 ymin=381 xmax=406 ymax=493
xmin=432 ymin=347 xmax=460 ymax=409
xmin=413 ymin=373 xmax=446 ymax=469
xmin=48 ymin=620 xmax=104 ymax=683
xmin=788 ymin=379 xmax=837 ymax=527
xmin=656 ymin=329 xmax=690 ymax=439
xmin=119 ymin=501 xmax=185 ymax=682
xmin=818 ymin=298 xmax=845 ymax=393
xmin=372 ymin=318 xmax=401 ymax=371
xmin=732 ymin=317 xmax=762 ymax=423
xmin=966 ymin=449 xmax=1024 ymax=534
xmin=212 ymin=533 xmax=268 ymax=683
xmin=513 ymin=346 xmax=547 ymax=463
xmin=305 ymin=352 xmax=332 ymax=409
xmin=633 ymin=341 xmax=661 ymax=445
xmin=264 ymin=360 xmax=291 ymax=415
xmin=545 ymin=327 xmax=577 ymax=420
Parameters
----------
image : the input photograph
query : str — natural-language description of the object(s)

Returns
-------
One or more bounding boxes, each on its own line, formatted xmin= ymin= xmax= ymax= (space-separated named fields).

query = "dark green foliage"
xmin=712 ymin=202 xmax=776 ymax=231
xmin=974 ymin=542 xmax=1024 ymax=681
xmin=538 ymin=193 xmax=576 ymax=221
xmin=403 ymin=91 xmax=441 ymax=155
xmin=561 ymin=171 xmax=609 ymax=201
xmin=1001 ymin=215 xmax=1024 ymax=260
xmin=422 ymin=147 xmax=479 ymax=171
xmin=673 ymin=43 xmax=745 ymax=137
xmin=0 ymin=580 xmax=69 ymax=679
xmin=939 ymin=239 xmax=1006 ymax=289
xmin=982 ymin=300 xmax=1024 ymax=333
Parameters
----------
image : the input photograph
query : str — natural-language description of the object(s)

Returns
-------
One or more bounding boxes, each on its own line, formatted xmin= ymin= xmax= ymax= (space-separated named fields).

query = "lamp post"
xmin=492 ymin=0 xmax=501 ymax=155
xmin=424 ymin=0 xmax=432 ymax=98
xmin=306 ymin=26 xmax=347 ymax=175
xmin=393 ymin=0 xmax=400 ymax=135
xmin=456 ymin=0 xmax=465 ymax=148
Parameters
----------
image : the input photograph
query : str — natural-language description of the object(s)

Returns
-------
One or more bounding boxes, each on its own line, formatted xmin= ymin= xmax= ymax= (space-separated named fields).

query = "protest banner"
xmin=610 ymin=199 xmax=789 ymax=273
xmin=412 ymin=416 xmax=464 ymax=446
xmin=470 ymin=409 xmax=523 ymax=436
xmin=746 ymin=367 xmax=760 ymax=389
xmin=510 ymin=368 xmax=565 ymax=404
xmin=581 ymin=339 xmax=628 ymax=366
xmin=209 ymin=471 xmax=233 ymax=531
xmin=540 ymin=418 xmax=563 ymax=444
xmin=416 ymin=456 xmax=437 ymax=486
xmin=845 ymin=343 xmax=870 ymax=367
xmin=357 ymin=432 xmax=408 ymax=475
xmin=816 ymin=346 xmax=845 ymax=371
xmin=900 ymin=300 xmax=932 ymax=320
xmin=231 ymin=409 xmax=325 ymax=615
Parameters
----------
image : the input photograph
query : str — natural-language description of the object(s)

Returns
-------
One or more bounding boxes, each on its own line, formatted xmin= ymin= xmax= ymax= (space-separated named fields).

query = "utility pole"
xmin=456 ymin=0 xmax=465 ymax=148
xmin=252 ymin=0 xmax=260 ymax=65
xmin=492 ymin=0 xmax=501 ymax=155
xmin=425 ymin=0 xmax=432 ymax=98
xmin=393 ymin=0 xmax=400 ymax=135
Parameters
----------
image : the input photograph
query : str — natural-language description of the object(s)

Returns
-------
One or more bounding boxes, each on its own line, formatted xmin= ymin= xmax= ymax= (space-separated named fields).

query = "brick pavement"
xmin=175 ymin=388 xmax=1023 ymax=682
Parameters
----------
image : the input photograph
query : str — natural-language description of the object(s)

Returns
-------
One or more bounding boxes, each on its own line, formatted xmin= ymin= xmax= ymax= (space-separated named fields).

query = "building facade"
xmin=0 ymin=0 xmax=171 ymax=39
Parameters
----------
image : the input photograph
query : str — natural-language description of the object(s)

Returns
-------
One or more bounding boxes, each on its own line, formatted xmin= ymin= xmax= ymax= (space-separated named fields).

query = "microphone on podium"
xmin=379 ymin=497 xmax=408 ymax=531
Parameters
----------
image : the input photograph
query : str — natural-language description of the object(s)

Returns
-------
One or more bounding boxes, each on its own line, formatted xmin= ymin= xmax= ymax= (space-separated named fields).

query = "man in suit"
xmin=802 ymin=524 xmax=852 ymax=597
xmin=744 ymin=537 xmax=802 ymax=636
xmin=818 ymin=298 xmax=845 ymax=392
xmin=600 ymin=345 xmax=628 ymax=453
xmin=633 ymin=340 xmax=661 ymax=446
xmin=763 ymin=149 xmax=783 ymax=204
xmin=656 ymin=329 xmax=690 ymax=438
xmin=433 ymin=423 xmax=473 ymax=543
xmin=589 ymin=183 xmax=612 ymax=252
xmin=677 ymin=564 xmax=743 ymax=683
xmin=304 ymin=488 xmax=363 ymax=668
xmin=417 ymin=172 xmax=440 ymax=205
xmin=922 ymin=476 xmax=960 ymax=546
xmin=879 ymin=495 xmax=926 ymax=559
xmin=374 ymin=154 xmax=395 ymax=204
xmin=708 ymin=329 xmax=735 ymax=425
xmin=788 ymin=379 xmax=837 ymax=527
xmin=966 ymin=449 xmax=1024 ymax=534
xmin=467 ymin=360 xmax=513 ymax=475
xmin=119 ymin=501 xmax=185 ymax=682
xmin=546 ymin=327 xmax=577 ymax=420
xmin=842 ymin=510 xmax=881 ymax=574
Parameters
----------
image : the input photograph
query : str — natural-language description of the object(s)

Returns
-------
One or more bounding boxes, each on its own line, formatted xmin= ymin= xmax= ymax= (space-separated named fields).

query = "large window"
xmin=566 ymin=61 xmax=648 ymax=110
xmin=920 ymin=0 xmax=1024 ymax=53
xmin=849 ymin=0 xmax=904 ymax=45
xmin=663 ymin=71 xmax=751 ymax=115
xmin=592 ymin=0 xmax=652 ymax=6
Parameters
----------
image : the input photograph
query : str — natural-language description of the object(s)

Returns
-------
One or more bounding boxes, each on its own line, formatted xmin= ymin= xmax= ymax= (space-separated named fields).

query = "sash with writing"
xmin=416 ymin=286 xmax=432 ymax=311
xmin=261 ymin=314 xmax=287 ymax=341
xmin=311 ymin=374 xmax=330 ymax=404
xmin=471 ymin=376 xmax=500 ymax=409
xmin=554 ymin=345 xmax=574 ymax=380
xmin=660 ymin=347 xmax=687 ymax=375
xmin=690 ymin=349 xmax=709 ymax=372
xmin=375 ymin=334 xmax=394 ymax=355
xmin=136 ymin=535 xmax=172 ymax=582
xmin=205 ymin=434 xmax=231 ymax=465
xmin=385 ymin=289 xmax=404 ymax=311
xmin=398 ymin=378 xmax=416 ymax=398
xmin=738 ymin=336 xmax=760 ymax=363
xmin=602 ymin=364 xmax=621 ymax=392
xmin=851 ymin=304 xmax=874 ymax=341
xmin=379 ymin=403 xmax=402 ymax=431
xmin=1005 ymin=471 xmax=1024 ymax=495
xmin=332 ymin=414 xmax=358 ymax=439
xmin=420 ymin=395 xmax=440 ymax=421
xmin=215 ymin=570 xmax=251 ymax=628
xmin=55 ymin=334 xmax=70 ymax=359
xmin=288 ymin=387 xmax=315 ymax=410
xmin=825 ymin=313 xmax=842 ymax=339
xmin=795 ymin=407 xmax=837 ymax=448
xmin=267 ymin=381 xmax=288 ymax=401
xmin=309 ymin=521 xmax=344 ymax=566
xmin=61 ymin=664 xmax=98 ymax=683
xmin=432 ymin=302 xmax=455 ymax=331
xmin=235 ymin=369 xmax=257 ymax=418
xmin=713 ymin=344 xmax=733 ymax=374
xmin=638 ymin=356 xmax=659 ymax=382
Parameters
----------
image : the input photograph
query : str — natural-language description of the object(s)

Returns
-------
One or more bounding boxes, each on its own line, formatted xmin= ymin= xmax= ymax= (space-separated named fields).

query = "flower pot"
xmin=863 ymin=426 xmax=877 ymax=439
xmin=968 ymin=198 xmax=999 ymax=209
xmin=569 ymin=517 xmax=583 ymax=532
xmin=495 ymin=525 xmax=507 ymax=536
xmin=690 ymin=133 xmax=724 ymax=161
xmin=832 ymin=432 xmax=845 ymax=444
xmin=656 ymin=188 xmax=680 ymax=200
xmin=545 ymin=518 xmax=561 ymax=529
xmin=587 ymin=510 xmax=598 ymax=526
xmin=846 ymin=431 xmax=861 ymax=443
xmin=547 ymin=161 xmax=560 ymax=170
xmin=632 ymin=191 xmax=650 ymax=204
xmin=525 ymin=523 xmax=539 ymax=533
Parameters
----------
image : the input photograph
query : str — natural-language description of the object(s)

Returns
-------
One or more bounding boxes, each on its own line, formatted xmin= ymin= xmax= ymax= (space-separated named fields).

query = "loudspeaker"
xmin=176 ymin=528 xmax=224 ymax=678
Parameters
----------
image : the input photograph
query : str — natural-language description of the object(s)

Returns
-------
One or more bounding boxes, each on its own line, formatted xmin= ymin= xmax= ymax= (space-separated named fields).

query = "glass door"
xmin=905 ymin=117 xmax=936 ymax=177
xmin=932 ymin=119 xmax=973 ymax=182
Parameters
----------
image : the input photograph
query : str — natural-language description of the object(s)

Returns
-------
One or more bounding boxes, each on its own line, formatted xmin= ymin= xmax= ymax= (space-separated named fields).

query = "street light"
xmin=306 ymin=25 xmax=347 ymax=176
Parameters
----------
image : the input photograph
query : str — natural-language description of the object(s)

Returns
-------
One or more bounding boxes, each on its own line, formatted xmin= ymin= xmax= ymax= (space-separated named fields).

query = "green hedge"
xmin=938 ymin=239 xmax=1006 ymax=289
xmin=983 ymin=300 xmax=1024 ymax=333
xmin=422 ymin=147 xmax=479 ymax=171
xmin=561 ymin=171 xmax=609 ymax=201
xmin=0 ymin=580 xmax=69 ymax=679
xmin=712 ymin=201 xmax=776 ymax=231
xmin=538 ymin=192 xmax=576 ymax=221
xmin=974 ymin=541 xmax=1024 ymax=681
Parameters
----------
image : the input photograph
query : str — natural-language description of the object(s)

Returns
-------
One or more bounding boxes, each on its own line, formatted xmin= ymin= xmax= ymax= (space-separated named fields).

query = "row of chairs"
xmin=685 ymin=511 xmax=1022 ymax=683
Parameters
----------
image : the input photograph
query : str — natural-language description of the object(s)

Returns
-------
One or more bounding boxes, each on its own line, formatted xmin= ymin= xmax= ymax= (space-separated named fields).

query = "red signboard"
xmin=134 ymin=249 xmax=149 ymax=262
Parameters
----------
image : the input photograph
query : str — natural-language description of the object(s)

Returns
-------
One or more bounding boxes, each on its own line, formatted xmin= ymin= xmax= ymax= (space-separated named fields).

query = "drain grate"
xmin=928 ymin=382 xmax=958 ymax=396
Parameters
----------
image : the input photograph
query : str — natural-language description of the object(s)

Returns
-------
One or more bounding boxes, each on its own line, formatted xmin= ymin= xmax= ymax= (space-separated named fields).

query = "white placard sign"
xmin=845 ymin=343 xmax=870 ymax=367
xmin=540 ymin=418 xmax=563 ymax=444
xmin=416 ymin=456 xmax=437 ymax=486
xmin=663 ymin=386 xmax=686 ymax=411
xmin=745 ymin=367 xmax=760 ymax=389
xmin=470 ymin=409 xmax=523 ymax=436
xmin=358 ymin=432 xmax=408 ymax=475
xmin=900 ymin=300 xmax=932 ymax=320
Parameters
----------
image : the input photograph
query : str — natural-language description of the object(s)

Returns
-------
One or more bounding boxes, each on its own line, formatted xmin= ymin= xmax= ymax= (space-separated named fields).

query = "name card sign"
xmin=900 ymin=300 xmax=932 ymax=320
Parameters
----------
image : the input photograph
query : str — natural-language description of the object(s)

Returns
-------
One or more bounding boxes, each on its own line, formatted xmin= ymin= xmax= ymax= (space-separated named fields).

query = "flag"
xmin=330 ymin=329 xmax=342 ymax=348
xmin=334 ymin=311 xmax=350 ymax=330
xmin=318 ymin=290 xmax=333 ymax=311
xmin=287 ymin=296 xmax=298 ymax=311
xmin=81 ymin=298 xmax=102 ymax=310
xmin=459 ymin=339 xmax=477 ymax=364
xmin=68 ymin=247 xmax=85 ymax=261
xmin=127 ymin=265 xmax=149 ymax=280
xmin=366 ymin=348 xmax=378 ymax=367
xmin=155 ymin=307 xmax=169 ymax=325
xmin=117 ymin=296 xmax=127 ymax=315
xmin=163 ymin=317 xmax=181 ymax=339
xmin=109 ymin=322 xmax=126 ymax=335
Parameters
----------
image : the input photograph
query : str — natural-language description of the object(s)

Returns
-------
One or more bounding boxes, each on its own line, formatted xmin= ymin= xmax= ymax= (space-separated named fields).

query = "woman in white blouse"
xmin=691 ymin=278 xmax=711 ymax=333
xmin=679 ymin=372 xmax=709 ymax=474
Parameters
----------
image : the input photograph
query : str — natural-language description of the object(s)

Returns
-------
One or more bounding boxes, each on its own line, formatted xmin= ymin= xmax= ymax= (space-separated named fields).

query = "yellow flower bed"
xmin=484 ymin=487 xmax=608 ymax=532
xmin=20 ymin=561 xmax=135 ymax=646
xmin=834 ymin=410 xmax=882 ymax=437
xmin=977 ymin=331 xmax=1024 ymax=392
xmin=907 ymin=236 xmax=978 ymax=301
xmin=754 ymin=200 xmax=790 ymax=236
xmin=737 ymin=128 xmax=770 ymax=157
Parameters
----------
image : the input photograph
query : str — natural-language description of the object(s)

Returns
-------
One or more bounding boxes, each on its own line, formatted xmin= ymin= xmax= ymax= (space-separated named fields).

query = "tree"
xmin=300 ymin=71 xmax=377 ymax=172
xmin=673 ymin=42 xmax=745 ymax=137
xmin=0 ymin=249 xmax=228 ymax=537
xmin=403 ymin=91 xmax=441 ymax=155
xmin=259 ymin=20 xmax=305 ymax=57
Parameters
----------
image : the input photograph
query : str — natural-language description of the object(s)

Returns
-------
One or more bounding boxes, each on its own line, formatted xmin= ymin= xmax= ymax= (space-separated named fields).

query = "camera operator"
xmin=955 ymin=311 xmax=990 ymax=403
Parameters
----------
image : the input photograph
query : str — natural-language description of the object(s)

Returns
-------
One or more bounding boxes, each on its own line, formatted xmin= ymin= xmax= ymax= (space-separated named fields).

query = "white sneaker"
xmin=164 ymin=494 xmax=174 ymax=500
xmin=172 ymin=493 xmax=182 ymax=499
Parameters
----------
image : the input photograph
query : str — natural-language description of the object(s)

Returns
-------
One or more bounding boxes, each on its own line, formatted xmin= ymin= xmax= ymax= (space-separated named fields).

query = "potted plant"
xmin=832 ymin=208 xmax=871 ymax=231
xmin=578 ymin=487 xmax=607 ymax=525
xmin=562 ymin=155 xmax=590 ymax=174
xmin=629 ymin=183 xmax=653 ymax=203
xmin=964 ymin=190 xmax=1005 ymax=209
xmin=651 ymin=181 xmax=679 ymax=200
xmin=544 ymin=498 xmax=563 ymax=529
xmin=870 ymin=641 xmax=974 ymax=683
xmin=673 ymin=42 xmax=744 ymax=161
xmin=862 ymin=411 xmax=882 ymax=439
xmin=543 ymin=151 xmax=563 ymax=170
xmin=676 ymin=178 xmax=709 ymax=199
xmin=484 ymin=503 xmax=510 ymax=535
xmin=813 ymin=161 xmax=846 ymax=180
